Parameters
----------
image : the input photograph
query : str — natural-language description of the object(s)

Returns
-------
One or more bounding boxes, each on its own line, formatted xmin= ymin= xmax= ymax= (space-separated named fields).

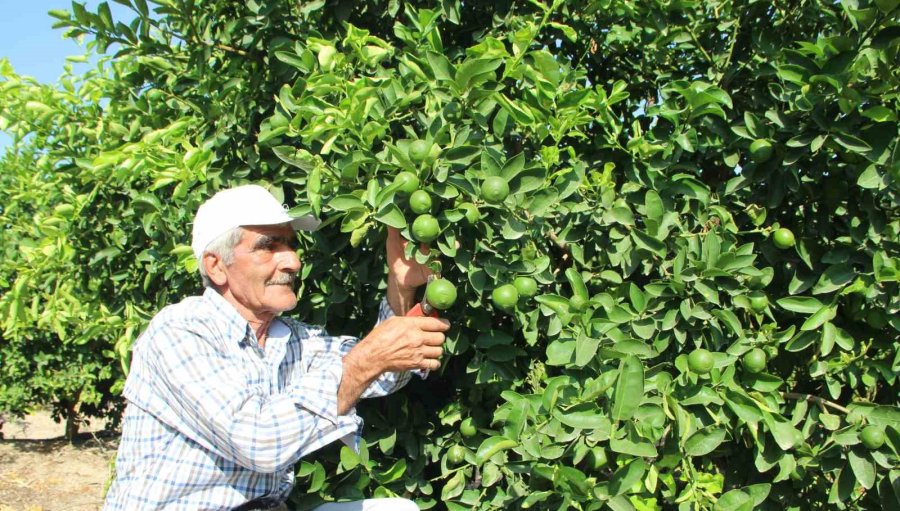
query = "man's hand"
xmin=386 ymin=227 xmax=433 ymax=314
xmin=337 ymin=316 xmax=449 ymax=414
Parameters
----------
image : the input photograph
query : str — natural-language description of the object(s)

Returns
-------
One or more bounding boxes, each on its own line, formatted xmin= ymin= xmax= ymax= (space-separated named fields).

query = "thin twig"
xmin=781 ymin=392 xmax=850 ymax=415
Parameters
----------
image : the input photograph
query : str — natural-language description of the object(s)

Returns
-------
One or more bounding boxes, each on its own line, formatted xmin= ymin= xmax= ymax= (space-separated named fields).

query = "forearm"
xmin=337 ymin=349 xmax=380 ymax=415
xmin=386 ymin=274 xmax=417 ymax=315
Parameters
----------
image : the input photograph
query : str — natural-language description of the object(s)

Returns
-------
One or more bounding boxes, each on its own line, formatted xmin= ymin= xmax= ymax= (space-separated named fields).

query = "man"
xmin=104 ymin=184 xmax=448 ymax=511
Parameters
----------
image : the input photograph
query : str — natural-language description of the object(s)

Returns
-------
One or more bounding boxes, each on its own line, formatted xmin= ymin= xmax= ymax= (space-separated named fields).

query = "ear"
xmin=203 ymin=253 xmax=228 ymax=287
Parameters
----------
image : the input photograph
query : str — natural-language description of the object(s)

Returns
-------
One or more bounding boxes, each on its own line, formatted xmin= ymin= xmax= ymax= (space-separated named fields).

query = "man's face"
xmin=221 ymin=223 xmax=301 ymax=317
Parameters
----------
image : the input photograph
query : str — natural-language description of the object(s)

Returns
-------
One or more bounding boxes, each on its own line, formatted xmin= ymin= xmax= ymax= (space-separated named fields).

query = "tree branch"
xmin=781 ymin=392 xmax=850 ymax=415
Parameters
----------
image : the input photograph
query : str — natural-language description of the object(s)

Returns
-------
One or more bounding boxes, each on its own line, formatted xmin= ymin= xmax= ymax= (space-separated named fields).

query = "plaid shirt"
xmin=103 ymin=288 xmax=412 ymax=510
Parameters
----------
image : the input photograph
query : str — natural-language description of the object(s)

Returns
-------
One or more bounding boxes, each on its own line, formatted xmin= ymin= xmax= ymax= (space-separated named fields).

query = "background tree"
xmin=1 ymin=0 xmax=898 ymax=508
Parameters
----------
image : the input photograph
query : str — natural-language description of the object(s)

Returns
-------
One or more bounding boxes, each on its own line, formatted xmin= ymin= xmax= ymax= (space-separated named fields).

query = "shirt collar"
xmin=201 ymin=287 xmax=255 ymax=345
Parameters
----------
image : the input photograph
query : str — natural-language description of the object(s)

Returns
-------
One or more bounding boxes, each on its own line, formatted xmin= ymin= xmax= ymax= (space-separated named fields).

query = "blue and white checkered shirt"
xmin=103 ymin=288 xmax=412 ymax=510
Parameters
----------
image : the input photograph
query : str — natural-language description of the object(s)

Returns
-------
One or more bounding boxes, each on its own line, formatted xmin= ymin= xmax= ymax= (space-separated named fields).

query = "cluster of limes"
xmin=491 ymin=276 xmax=538 ymax=313
xmin=390 ymin=143 xmax=524 ymax=314
xmin=686 ymin=347 xmax=768 ymax=375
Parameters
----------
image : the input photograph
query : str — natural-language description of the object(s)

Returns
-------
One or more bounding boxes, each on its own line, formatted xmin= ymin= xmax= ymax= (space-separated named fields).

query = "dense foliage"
xmin=1 ymin=0 xmax=898 ymax=509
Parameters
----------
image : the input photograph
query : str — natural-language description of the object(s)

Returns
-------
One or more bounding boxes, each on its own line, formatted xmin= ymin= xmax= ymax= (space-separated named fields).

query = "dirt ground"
xmin=0 ymin=412 xmax=117 ymax=511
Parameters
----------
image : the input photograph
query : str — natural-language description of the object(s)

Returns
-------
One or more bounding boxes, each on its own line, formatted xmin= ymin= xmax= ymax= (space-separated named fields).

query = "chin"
xmin=266 ymin=288 xmax=298 ymax=312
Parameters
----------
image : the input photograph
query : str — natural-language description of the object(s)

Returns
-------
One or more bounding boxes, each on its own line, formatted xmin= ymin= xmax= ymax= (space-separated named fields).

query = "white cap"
xmin=191 ymin=184 xmax=320 ymax=259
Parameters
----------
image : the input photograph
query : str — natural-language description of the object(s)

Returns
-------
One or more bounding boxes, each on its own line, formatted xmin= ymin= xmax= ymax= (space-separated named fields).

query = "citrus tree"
xmin=1 ymin=0 xmax=898 ymax=509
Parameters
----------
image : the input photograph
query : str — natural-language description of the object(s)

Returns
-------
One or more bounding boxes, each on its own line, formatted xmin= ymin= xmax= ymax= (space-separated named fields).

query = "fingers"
xmin=420 ymin=346 xmax=444 ymax=360
xmin=419 ymin=332 xmax=446 ymax=346
xmin=420 ymin=358 xmax=441 ymax=371
xmin=409 ymin=316 xmax=450 ymax=332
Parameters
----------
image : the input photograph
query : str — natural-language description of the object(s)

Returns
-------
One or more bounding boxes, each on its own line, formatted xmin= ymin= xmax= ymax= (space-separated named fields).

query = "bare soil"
xmin=0 ymin=412 xmax=117 ymax=511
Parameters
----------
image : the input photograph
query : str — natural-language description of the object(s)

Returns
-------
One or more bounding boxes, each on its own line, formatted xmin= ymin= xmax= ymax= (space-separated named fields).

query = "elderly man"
xmin=104 ymin=184 xmax=448 ymax=511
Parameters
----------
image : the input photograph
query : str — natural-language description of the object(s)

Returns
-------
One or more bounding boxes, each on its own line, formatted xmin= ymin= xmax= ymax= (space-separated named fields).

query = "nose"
xmin=276 ymin=246 xmax=301 ymax=274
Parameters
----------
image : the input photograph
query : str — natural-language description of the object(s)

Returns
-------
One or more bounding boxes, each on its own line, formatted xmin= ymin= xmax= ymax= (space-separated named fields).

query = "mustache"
xmin=266 ymin=273 xmax=297 ymax=286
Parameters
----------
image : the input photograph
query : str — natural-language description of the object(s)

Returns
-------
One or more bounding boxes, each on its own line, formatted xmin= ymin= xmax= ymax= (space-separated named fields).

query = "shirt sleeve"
xmin=125 ymin=318 xmax=360 ymax=474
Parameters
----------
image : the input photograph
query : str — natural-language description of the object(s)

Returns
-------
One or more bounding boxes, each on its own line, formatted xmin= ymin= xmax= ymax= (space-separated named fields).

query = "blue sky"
xmin=0 ymin=1 xmax=134 ymax=148
xmin=0 ymin=0 xmax=133 ymax=83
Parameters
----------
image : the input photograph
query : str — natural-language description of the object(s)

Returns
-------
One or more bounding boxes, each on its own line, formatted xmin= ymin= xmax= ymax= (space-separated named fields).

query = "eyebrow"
xmin=252 ymin=234 xmax=299 ymax=251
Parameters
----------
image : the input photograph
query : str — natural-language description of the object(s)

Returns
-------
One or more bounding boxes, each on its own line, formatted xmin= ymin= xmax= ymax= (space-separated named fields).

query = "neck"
xmin=216 ymin=288 xmax=276 ymax=348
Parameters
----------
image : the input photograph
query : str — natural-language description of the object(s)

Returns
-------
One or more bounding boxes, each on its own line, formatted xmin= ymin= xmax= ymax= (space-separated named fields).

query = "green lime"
xmin=492 ymin=284 xmax=519 ymax=312
xmin=409 ymin=189 xmax=433 ymax=214
xmin=742 ymin=348 xmax=767 ymax=374
xmin=772 ymin=228 xmax=795 ymax=249
xmin=749 ymin=139 xmax=774 ymax=163
xmin=408 ymin=140 xmax=431 ymax=163
xmin=513 ymin=276 xmax=538 ymax=298
xmin=688 ymin=348 xmax=714 ymax=374
xmin=860 ymin=426 xmax=885 ymax=450
xmin=411 ymin=214 xmax=440 ymax=243
xmin=460 ymin=417 xmax=477 ymax=438
xmin=394 ymin=171 xmax=420 ymax=195
xmin=447 ymin=445 xmax=466 ymax=465
xmin=458 ymin=202 xmax=481 ymax=224
xmin=481 ymin=176 xmax=510 ymax=204
xmin=425 ymin=279 xmax=457 ymax=310
xmin=749 ymin=293 xmax=769 ymax=313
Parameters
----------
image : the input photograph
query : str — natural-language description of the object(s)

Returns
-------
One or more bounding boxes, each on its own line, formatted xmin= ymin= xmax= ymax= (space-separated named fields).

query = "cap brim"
xmin=290 ymin=215 xmax=321 ymax=232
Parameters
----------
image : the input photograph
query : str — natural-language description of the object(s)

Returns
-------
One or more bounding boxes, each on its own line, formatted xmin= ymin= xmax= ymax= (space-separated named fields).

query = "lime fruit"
xmin=742 ymin=348 xmax=767 ymax=374
xmin=408 ymin=140 xmax=431 ymax=163
xmin=492 ymin=284 xmax=519 ymax=312
xmin=447 ymin=445 xmax=466 ymax=465
xmin=409 ymin=189 xmax=433 ymax=214
xmin=749 ymin=293 xmax=769 ymax=313
xmin=860 ymin=426 xmax=885 ymax=450
xmin=460 ymin=417 xmax=477 ymax=438
xmin=772 ymin=228 xmax=795 ymax=249
xmin=688 ymin=348 xmax=714 ymax=374
xmin=481 ymin=176 xmax=510 ymax=204
xmin=425 ymin=279 xmax=457 ymax=310
xmin=749 ymin=139 xmax=774 ymax=163
xmin=411 ymin=214 xmax=440 ymax=243
xmin=393 ymin=171 xmax=420 ymax=195
xmin=513 ymin=276 xmax=538 ymax=298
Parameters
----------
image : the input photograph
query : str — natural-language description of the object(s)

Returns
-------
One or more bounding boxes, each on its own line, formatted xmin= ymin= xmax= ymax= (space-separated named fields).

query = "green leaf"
xmin=801 ymin=305 xmax=836 ymax=331
xmin=549 ymin=21 xmax=577 ymax=42
xmin=644 ymin=190 xmax=664 ymax=221
xmin=857 ymin=165 xmax=886 ymax=189
xmin=373 ymin=203 xmax=407 ymax=229
xmin=610 ymin=355 xmax=644 ymax=421
xmin=340 ymin=445 xmax=359 ymax=469
xmin=425 ymin=51 xmax=454 ymax=81
xmin=609 ymin=458 xmax=647 ymax=496
xmin=812 ymin=264 xmax=854 ymax=295
xmin=328 ymin=194 xmax=364 ymax=211
xmin=475 ymin=436 xmax=517 ymax=465
xmin=684 ymin=427 xmax=727 ymax=456
xmin=611 ymin=206 xmax=635 ymax=226
xmin=500 ymin=152 xmax=526 ymax=181
xmin=629 ymin=283 xmax=646 ymax=313
xmin=554 ymin=403 xmax=610 ymax=430
xmin=848 ymin=448 xmax=876 ymax=489
xmin=776 ymin=296 xmax=824 ymax=314
xmin=715 ymin=489 xmax=753 ymax=511
xmin=610 ymin=435 xmax=658 ymax=457
xmin=834 ymin=133 xmax=872 ymax=153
